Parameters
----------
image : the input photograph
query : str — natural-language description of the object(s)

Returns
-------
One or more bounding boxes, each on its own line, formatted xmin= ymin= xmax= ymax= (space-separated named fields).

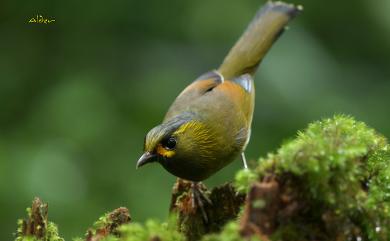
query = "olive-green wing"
xmin=164 ymin=71 xmax=223 ymax=121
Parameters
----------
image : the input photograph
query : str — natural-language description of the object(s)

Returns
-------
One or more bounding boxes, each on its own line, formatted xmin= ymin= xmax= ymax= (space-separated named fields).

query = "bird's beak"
xmin=136 ymin=152 xmax=157 ymax=169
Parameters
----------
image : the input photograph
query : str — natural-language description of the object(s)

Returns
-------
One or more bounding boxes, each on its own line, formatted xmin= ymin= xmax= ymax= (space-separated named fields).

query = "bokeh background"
xmin=1 ymin=0 xmax=390 ymax=240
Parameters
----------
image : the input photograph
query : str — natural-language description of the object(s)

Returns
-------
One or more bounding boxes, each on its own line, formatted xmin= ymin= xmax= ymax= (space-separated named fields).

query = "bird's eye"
xmin=163 ymin=137 xmax=176 ymax=150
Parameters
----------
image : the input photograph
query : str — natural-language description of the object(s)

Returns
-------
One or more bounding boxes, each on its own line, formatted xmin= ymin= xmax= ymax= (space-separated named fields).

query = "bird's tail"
xmin=218 ymin=1 xmax=302 ymax=80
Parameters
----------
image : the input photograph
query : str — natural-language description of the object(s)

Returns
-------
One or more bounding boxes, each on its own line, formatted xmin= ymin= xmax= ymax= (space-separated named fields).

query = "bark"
xmin=170 ymin=179 xmax=245 ymax=241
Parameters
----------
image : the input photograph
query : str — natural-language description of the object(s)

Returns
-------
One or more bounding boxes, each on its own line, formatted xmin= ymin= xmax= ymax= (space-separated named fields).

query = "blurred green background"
xmin=1 ymin=0 xmax=390 ymax=240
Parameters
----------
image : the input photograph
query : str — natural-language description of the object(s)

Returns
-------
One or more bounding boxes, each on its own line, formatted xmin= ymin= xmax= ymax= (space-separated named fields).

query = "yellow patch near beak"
xmin=156 ymin=144 xmax=176 ymax=158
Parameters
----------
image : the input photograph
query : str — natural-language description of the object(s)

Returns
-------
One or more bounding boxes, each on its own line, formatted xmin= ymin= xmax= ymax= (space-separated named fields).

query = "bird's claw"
xmin=191 ymin=182 xmax=212 ymax=223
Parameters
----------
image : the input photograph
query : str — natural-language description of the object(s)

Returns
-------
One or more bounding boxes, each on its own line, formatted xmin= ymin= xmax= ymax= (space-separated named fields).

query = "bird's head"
xmin=136 ymin=114 xmax=217 ymax=180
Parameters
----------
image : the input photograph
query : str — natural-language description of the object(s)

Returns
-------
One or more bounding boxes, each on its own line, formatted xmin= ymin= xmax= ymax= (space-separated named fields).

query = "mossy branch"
xmin=169 ymin=179 xmax=245 ymax=241
xmin=14 ymin=115 xmax=390 ymax=241
xmin=15 ymin=197 xmax=63 ymax=241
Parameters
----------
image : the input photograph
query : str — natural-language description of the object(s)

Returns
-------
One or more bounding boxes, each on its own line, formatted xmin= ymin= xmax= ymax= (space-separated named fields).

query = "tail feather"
xmin=218 ymin=1 xmax=302 ymax=79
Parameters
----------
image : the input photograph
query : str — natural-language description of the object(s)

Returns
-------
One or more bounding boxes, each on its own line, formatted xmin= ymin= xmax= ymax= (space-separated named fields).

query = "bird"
xmin=136 ymin=1 xmax=301 ymax=218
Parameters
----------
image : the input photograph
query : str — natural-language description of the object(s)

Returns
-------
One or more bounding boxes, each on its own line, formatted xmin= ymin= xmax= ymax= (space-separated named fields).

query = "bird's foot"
xmin=190 ymin=182 xmax=212 ymax=223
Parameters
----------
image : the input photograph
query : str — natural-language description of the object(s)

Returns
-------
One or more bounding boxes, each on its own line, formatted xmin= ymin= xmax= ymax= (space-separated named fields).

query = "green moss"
xmin=87 ymin=212 xmax=112 ymax=237
xmin=15 ymin=237 xmax=39 ymax=241
xmin=15 ymin=220 xmax=63 ymax=241
xmin=259 ymin=115 xmax=386 ymax=203
xmin=363 ymin=147 xmax=390 ymax=240
xmin=234 ymin=169 xmax=258 ymax=193
xmin=15 ymin=206 xmax=64 ymax=241
xmin=255 ymin=115 xmax=390 ymax=240
xmin=72 ymin=216 xmax=183 ymax=241
xmin=201 ymin=222 xmax=261 ymax=241
xmin=85 ymin=207 xmax=131 ymax=240
xmin=116 ymin=216 xmax=184 ymax=241
xmin=45 ymin=223 xmax=64 ymax=241
xmin=100 ymin=235 xmax=120 ymax=241
xmin=93 ymin=213 xmax=111 ymax=230
xmin=71 ymin=238 xmax=84 ymax=241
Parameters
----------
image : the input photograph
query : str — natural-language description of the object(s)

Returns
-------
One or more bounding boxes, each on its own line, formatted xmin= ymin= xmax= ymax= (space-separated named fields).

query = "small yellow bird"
xmin=137 ymin=1 xmax=301 ymax=210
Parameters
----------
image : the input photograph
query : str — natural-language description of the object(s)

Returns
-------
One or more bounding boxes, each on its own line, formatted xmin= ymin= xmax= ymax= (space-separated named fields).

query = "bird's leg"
xmin=190 ymin=182 xmax=212 ymax=223
xmin=241 ymin=152 xmax=249 ymax=169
